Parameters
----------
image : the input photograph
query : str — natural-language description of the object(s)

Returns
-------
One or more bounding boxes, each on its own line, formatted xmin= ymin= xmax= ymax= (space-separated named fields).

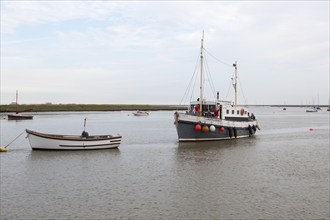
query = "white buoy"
xmin=210 ymin=125 xmax=216 ymax=132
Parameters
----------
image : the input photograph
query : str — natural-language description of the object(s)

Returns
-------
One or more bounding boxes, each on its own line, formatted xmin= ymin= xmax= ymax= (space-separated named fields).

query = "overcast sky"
xmin=1 ymin=1 xmax=329 ymax=105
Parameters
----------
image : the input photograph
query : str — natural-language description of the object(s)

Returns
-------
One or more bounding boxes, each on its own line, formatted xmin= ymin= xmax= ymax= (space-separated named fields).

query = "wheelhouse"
xmin=188 ymin=100 xmax=254 ymax=121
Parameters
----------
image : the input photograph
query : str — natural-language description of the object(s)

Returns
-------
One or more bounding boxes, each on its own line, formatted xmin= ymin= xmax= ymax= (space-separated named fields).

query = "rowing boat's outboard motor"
xmin=81 ymin=131 xmax=89 ymax=138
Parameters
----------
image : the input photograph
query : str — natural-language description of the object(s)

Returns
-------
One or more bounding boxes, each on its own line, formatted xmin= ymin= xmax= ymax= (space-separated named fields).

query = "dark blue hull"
xmin=174 ymin=112 xmax=257 ymax=142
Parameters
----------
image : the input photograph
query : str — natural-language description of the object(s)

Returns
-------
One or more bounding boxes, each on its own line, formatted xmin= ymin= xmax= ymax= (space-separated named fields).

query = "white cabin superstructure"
xmin=188 ymin=100 xmax=254 ymax=122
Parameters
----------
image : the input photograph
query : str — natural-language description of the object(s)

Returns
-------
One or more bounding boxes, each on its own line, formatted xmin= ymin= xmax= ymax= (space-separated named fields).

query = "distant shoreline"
xmin=0 ymin=104 xmax=188 ymax=112
xmin=1 ymin=104 xmax=328 ymax=113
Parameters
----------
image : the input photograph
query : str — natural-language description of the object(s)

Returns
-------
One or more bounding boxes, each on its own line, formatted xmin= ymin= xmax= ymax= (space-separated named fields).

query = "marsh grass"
xmin=0 ymin=104 xmax=186 ymax=112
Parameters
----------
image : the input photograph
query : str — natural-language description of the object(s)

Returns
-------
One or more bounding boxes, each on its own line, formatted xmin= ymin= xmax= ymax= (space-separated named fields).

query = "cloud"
xmin=1 ymin=1 xmax=329 ymax=104
xmin=1 ymin=1 xmax=119 ymax=33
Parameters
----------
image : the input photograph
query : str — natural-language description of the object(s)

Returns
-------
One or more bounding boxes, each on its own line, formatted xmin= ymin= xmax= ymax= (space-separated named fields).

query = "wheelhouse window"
xmin=237 ymin=110 xmax=240 ymax=115
xmin=226 ymin=109 xmax=229 ymax=114
xmin=232 ymin=110 xmax=234 ymax=114
xmin=202 ymin=105 xmax=208 ymax=112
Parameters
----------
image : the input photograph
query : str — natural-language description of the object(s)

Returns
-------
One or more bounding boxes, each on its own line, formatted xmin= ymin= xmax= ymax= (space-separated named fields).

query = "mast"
xmin=233 ymin=61 xmax=237 ymax=107
xmin=199 ymin=32 xmax=204 ymax=115
xmin=83 ymin=117 xmax=87 ymax=132
xmin=15 ymin=90 xmax=18 ymax=114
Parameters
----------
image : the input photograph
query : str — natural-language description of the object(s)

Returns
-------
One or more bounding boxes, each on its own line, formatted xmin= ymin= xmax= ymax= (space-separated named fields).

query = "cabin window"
xmin=226 ymin=109 xmax=229 ymax=114
xmin=209 ymin=105 xmax=216 ymax=112
xmin=190 ymin=105 xmax=194 ymax=112
xmin=237 ymin=110 xmax=240 ymax=115
xmin=232 ymin=110 xmax=235 ymax=114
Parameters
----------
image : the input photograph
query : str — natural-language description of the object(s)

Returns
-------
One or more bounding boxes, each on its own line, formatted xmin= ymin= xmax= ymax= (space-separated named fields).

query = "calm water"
xmin=0 ymin=107 xmax=329 ymax=219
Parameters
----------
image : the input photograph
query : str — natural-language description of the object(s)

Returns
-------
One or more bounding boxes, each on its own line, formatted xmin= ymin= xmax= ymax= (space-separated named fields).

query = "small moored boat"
xmin=306 ymin=107 xmax=318 ymax=112
xmin=8 ymin=114 xmax=33 ymax=120
xmin=26 ymin=129 xmax=121 ymax=150
xmin=133 ymin=110 xmax=149 ymax=116
xmin=7 ymin=90 xmax=33 ymax=120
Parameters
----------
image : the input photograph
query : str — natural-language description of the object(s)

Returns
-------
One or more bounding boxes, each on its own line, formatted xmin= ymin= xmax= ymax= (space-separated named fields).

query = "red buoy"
xmin=195 ymin=124 xmax=202 ymax=131
xmin=220 ymin=127 xmax=225 ymax=132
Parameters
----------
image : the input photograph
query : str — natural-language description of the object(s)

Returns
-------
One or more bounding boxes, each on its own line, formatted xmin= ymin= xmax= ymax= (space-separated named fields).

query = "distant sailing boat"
xmin=174 ymin=33 xmax=259 ymax=142
xmin=7 ymin=90 xmax=33 ymax=120
xmin=316 ymin=94 xmax=322 ymax=110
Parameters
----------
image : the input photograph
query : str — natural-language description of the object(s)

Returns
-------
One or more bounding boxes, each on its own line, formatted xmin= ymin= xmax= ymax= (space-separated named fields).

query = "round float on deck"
xmin=210 ymin=125 xmax=216 ymax=132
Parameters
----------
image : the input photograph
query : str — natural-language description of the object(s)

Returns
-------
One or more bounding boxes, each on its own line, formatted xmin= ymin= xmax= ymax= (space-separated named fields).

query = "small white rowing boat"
xmin=26 ymin=129 xmax=121 ymax=150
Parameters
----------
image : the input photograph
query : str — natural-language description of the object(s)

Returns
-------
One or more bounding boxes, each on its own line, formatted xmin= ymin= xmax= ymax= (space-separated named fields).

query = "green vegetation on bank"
xmin=0 ymin=104 xmax=187 ymax=112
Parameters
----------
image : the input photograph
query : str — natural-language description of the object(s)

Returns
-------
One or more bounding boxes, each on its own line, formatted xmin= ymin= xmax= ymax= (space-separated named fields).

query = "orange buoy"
xmin=195 ymin=124 xmax=202 ymax=131
xmin=202 ymin=125 xmax=209 ymax=133
xmin=220 ymin=127 xmax=225 ymax=132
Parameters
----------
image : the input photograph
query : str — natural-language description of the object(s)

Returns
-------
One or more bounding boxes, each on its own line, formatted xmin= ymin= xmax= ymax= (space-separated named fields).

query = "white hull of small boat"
xmin=133 ymin=111 xmax=149 ymax=116
xmin=306 ymin=108 xmax=318 ymax=112
xmin=26 ymin=129 xmax=121 ymax=150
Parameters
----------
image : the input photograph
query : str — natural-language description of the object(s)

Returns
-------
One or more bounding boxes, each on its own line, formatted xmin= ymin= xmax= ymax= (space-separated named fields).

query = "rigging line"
xmin=180 ymin=68 xmax=197 ymax=105
xmin=238 ymin=75 xmax=248 ymax=106
xmin=179 ymin=54 xmax=200 ymax=105
xmin=189 ymin=56 xmax=201 ymax=103
xmin=189 ymin=69 xmax=199 ymax=102
xmin=225 ymin=78 xmax=232 ymax=100
xmin=204 ymin=55 xmax=217 ymax=100
xmin=204 ymin=55 xmax=215 ymax=93
xmin=225 ymin=83 xmax=232 ymax=100
xmin=203 ymin=48 xmax=232 ymax=67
